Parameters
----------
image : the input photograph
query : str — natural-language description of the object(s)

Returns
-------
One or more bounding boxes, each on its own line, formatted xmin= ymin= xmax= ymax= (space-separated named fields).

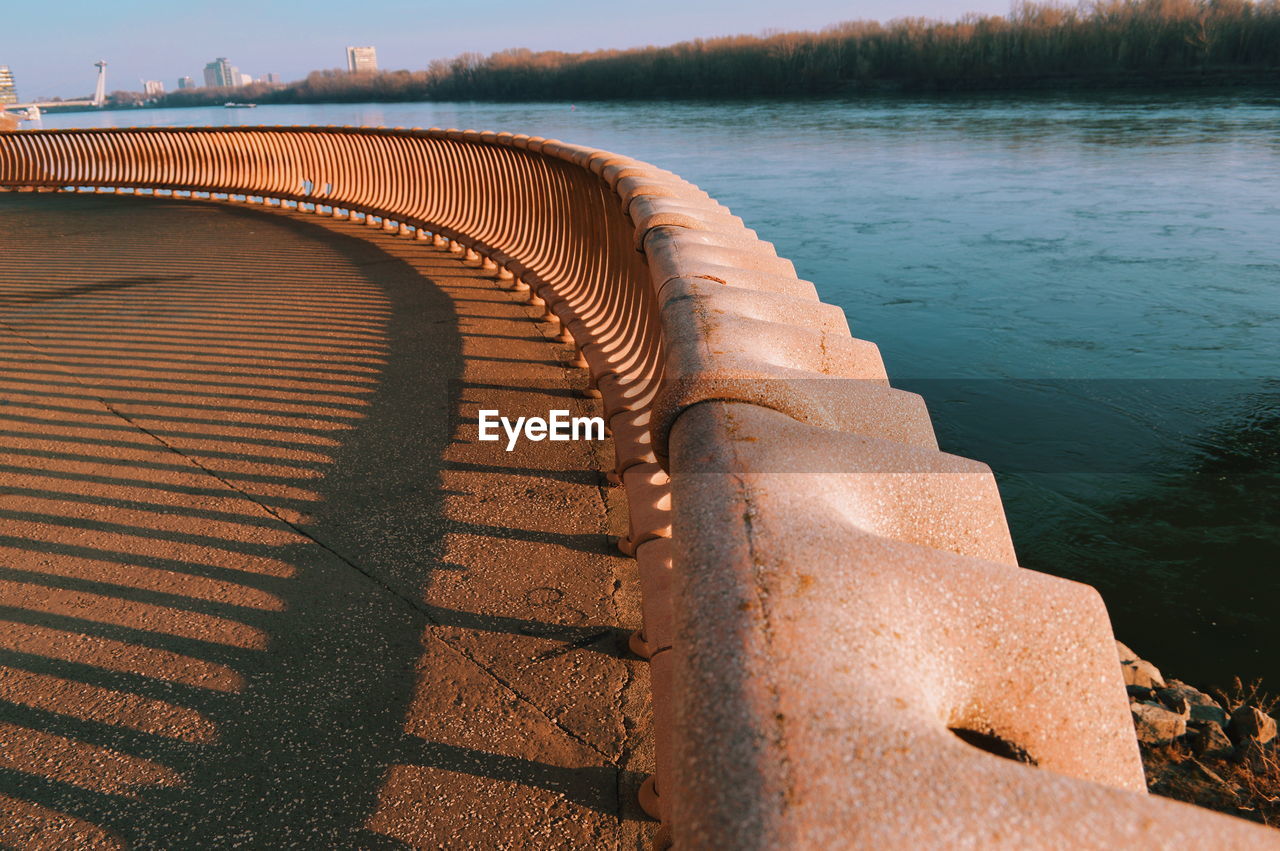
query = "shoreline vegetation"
xmin=85 ymin=0 xmax=1278 ymax=110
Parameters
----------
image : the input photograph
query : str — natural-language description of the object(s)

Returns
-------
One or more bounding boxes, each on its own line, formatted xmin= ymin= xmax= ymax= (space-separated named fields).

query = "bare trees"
xmin=153 ymin=1 xmax=1279 ymax=107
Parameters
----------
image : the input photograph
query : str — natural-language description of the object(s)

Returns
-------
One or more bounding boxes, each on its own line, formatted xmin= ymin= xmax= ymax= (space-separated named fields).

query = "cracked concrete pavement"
xmin=0 ymin=193 xmax=655 ymax=848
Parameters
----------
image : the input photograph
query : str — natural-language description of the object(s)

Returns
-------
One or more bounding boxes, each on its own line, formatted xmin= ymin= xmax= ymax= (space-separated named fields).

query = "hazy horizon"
xmin=6 ymin=0 xmax=1014 ymax=100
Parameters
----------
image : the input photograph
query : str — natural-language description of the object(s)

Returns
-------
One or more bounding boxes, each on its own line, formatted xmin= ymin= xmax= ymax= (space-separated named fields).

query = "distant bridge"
xmin=3 ymin=60 xmax=106 ymax=113
xmin=1 ymin=57 xmax=106 ymax=114
xmin=4 ymin=99 xmax=96 ymax=110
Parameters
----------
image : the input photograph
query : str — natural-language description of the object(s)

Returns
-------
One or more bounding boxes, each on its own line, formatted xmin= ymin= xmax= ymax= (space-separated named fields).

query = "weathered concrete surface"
xmin=0 ymin=194 xmax=653 ymax=848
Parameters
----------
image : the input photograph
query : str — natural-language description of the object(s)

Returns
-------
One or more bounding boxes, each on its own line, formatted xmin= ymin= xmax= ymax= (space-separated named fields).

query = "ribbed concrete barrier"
xmin=1 ymin=126 xmax=1274 ymax=848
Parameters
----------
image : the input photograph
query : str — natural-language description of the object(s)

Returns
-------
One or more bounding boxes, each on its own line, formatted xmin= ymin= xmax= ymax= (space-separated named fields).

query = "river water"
xmin=37 ymin=94 xmax=1280 ymax=691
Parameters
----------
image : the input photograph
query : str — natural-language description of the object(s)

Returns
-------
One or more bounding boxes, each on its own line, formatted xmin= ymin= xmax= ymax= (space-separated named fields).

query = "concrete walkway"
xmin=0 ymin=194 xmax=654 ymax=848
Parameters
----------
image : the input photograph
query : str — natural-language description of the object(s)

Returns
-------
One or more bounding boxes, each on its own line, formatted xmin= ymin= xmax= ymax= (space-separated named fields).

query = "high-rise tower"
xmin=0 ymin=66 xmax=18 ymax=104
xmin=203 ymin=58 xmax=237 ymax=88
xmin=345 ymin=46 xmax=378 ymax=74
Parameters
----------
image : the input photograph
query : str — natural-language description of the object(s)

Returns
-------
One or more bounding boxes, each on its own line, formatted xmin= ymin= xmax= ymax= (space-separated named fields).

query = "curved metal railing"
xmin=1 ymin=126 xmax=1273 ymax=848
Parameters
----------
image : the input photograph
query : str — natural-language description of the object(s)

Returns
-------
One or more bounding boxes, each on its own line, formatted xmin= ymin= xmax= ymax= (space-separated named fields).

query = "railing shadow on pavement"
xmin=0 ymin=193 xmax=646 ymax=847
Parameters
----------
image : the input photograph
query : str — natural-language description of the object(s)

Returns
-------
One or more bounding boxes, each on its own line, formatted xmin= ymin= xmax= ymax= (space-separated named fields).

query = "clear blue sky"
xmin=5 ymin=0 xmax=1014 ymax=100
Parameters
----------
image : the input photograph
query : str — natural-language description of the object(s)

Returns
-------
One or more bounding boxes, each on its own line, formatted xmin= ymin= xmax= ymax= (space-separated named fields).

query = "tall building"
xmin=203 ymin=57 xmax=238 ymax=88
xmin=177 ymin=75 xmax=194 ymax=89
xmin=264 ymin=73 xmax=281 ymax=85
xmin=0 ymin=66 xmax=18 ymax=104
xmin=144 ymin=80 xmax=165 ymax=97
xmin=345 ymin=46 xmax=377 ymax=74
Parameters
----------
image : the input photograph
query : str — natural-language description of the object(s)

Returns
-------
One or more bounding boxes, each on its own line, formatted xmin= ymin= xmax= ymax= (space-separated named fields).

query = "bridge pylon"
xmin=93 ymin=61 xmax=107 ymax=107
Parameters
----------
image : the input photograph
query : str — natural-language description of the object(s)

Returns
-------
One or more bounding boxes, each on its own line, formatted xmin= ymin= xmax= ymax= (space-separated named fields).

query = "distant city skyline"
xmin=5 ymin=0 xmax=1014 ymax=99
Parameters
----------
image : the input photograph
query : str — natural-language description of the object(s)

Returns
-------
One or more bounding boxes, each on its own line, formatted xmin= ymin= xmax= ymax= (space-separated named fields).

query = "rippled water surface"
xmin=40 ymin=94 xmax=1280 ymax=689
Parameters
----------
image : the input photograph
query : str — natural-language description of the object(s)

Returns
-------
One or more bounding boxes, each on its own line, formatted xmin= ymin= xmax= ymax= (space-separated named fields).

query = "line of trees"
xmin=156 ymin=1 xmax=1280 ymax=107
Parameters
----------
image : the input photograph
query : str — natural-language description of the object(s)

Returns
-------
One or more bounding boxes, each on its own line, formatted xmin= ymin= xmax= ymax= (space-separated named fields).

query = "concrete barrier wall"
xmin=1 ymin=126 xmax=1273 ymax=848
